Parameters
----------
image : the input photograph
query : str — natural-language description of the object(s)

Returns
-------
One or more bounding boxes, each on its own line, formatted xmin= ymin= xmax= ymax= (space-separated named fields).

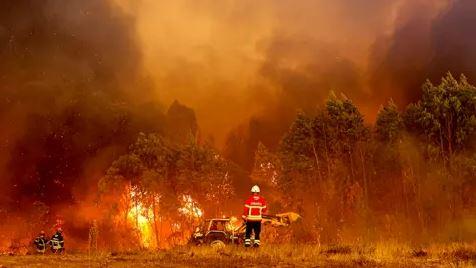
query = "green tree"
xmin=311 ymin=111 xmax=334 ymax=177
xmin=251 ymin=142 xmax=280 ymax=186
xmin=373 ymin=99 xmax=404 ymax=179
xmin=402 ymin=73 xmax=476 ymax=239
xmin=176 ymin=138 xmax=234 ymax=216
xmin=404 ymin=73 xmax=476 ymax=160
xmin=373 ymin=100 xmax=407 ymax=216
xmin=326 ymin=93 xmax=370 ymax=211
xmin=279 ymin=112 xmax=317 ymax=198
xmin=375 ymin=99 xmax=404 ymax=143
xmin=251 ymin=142 xmax=282 ymax=210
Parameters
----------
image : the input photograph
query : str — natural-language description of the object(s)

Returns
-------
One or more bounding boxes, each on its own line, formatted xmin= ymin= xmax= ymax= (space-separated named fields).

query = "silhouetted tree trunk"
xmin=311 ymin=141 xmax=323 ymax=181
xmin=152 ymin=199 xmax=159 ymax=248
xmin=358 ymin=145 xmax=368 ymax=208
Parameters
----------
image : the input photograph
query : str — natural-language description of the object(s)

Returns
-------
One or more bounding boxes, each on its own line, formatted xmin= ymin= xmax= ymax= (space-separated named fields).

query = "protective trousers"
xmin=244 ymin=221 xmax=261 ymax=247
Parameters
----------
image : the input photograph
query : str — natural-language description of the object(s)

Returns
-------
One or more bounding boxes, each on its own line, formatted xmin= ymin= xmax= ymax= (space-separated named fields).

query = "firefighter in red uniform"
xmin=242 ymin=185 xmax=267 ymax=247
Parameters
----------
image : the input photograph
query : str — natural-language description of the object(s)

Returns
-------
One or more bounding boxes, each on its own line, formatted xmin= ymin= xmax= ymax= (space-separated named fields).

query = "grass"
xmin=0 ymin=243 xmax=475 ymax=267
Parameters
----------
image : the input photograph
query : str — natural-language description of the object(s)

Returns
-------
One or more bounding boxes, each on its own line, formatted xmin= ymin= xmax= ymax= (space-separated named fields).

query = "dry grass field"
xmin=0 ymin=243 xmax=475 ymax=267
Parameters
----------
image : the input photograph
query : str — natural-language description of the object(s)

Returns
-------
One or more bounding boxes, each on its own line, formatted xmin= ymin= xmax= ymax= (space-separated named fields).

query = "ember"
xmin=178 ymin=195 xmax=203 ymax=219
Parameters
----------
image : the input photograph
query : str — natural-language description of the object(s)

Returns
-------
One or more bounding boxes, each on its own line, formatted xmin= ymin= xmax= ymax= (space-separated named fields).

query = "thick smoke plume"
xmin=0 ymin=0 xmax=168 ymax=234
xmin=369 ymin=0 xmax=476 ymax=105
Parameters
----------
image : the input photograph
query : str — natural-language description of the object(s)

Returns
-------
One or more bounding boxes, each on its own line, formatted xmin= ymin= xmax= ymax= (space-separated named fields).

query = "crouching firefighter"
xmin=33 ymin=231 xmax=47 ymax=254
xmin=48 ymin=228 xmax=65 ymax=253
xmin=242 ymin=185 xmax=267 ymax=248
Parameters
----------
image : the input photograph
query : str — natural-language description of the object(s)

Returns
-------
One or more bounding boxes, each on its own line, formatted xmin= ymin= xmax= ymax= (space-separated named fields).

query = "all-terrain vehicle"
xmin=189 ymin=212 xmax=301 ymax=247
xmin=189 ymin=218 xmax=244 ymax=247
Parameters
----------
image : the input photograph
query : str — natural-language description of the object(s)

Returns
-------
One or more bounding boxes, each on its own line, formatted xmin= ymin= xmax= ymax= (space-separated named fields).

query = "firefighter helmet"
xmin=57 ymin=227 xmax=63 ymax=233
xmin=251 ymin=185 xmax=260 ymax=193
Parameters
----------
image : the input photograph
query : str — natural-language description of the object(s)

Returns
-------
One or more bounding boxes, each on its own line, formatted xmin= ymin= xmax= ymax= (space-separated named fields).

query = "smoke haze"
xmin=1 ymin=0 xmax=476 ymax=217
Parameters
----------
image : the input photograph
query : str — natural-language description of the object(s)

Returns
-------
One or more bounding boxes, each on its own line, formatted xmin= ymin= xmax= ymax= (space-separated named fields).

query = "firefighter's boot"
xmin=244 ymin=239 xmax=251 ymax=247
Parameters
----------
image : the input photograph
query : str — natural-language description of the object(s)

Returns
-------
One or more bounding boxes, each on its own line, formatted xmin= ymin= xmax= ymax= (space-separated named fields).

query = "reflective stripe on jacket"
xmin=243 ymin=195 xmax=267 ymax=221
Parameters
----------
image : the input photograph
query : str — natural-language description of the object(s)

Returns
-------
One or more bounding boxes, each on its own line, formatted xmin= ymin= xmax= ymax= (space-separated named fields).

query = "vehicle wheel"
xmin=210 ymin=240 xmax=225 ymax=249
xmin=188 ymin=238 xmax=200 ymax=246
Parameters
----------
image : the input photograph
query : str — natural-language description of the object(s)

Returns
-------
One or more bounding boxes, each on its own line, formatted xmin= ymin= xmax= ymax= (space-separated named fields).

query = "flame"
xmin=226 ymin=216 xmax=242 ymax=232
xmin=178 ymin=195 xmax=203 ymax=218
xmin=126 ymin=188 xmax=203 ymax=248
xmin=127 ymin=187 xmax=154 ymax=248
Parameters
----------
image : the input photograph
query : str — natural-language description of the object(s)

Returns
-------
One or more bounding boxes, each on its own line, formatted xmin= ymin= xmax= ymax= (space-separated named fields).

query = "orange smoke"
xmin=118 ymin=0 xmax=465 ymax=146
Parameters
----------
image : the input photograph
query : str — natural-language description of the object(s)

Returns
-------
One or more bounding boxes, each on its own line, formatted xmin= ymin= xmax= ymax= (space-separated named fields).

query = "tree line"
xmin=99 ymin=73 xmax=476 ymax=248
xmin=252 ymin=73 xmax=476 ymax=243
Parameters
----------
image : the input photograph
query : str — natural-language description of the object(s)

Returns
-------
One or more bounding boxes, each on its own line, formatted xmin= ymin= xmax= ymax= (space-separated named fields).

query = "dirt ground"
xmin=0 ymin=243 xmax=475 ymax=267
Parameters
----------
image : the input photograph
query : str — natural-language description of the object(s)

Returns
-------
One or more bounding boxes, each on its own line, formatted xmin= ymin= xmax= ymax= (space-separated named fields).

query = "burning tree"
xmin=98 ymin=133 xmax=235 ymax=249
